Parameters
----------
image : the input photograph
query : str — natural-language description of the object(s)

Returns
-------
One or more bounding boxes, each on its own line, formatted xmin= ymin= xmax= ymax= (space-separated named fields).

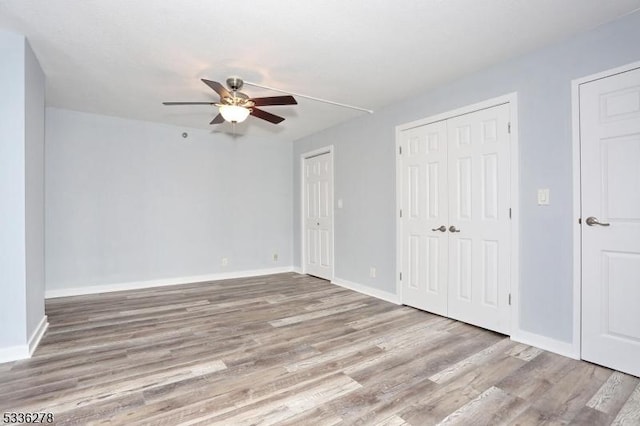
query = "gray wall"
xmin=25 ymin=39 xmax=46 ymax=337
xmin=0 ymin=30 xmax=27 ymax=349
xmin=293 ymin=11 xmax=640 ymax=344
xmin=45 ymin=108 xmax=293 ymax=291
xmin=0 ymin=31 xmax=45 ymax=353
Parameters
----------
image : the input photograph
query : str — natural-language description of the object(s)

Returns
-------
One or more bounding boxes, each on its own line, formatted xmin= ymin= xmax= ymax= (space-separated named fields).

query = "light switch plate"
xmin=537 ymin=188 xmax=550 ymax=205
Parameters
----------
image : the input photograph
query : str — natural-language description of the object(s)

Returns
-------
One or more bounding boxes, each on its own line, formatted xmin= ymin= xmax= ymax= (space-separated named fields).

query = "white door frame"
xmin=571 ymin=60 xmax=640 ymax=359
xmin=395 ymin=92 xmax=520 ymax=333
xmin=301 ymin=145 xmax=335 ymax=280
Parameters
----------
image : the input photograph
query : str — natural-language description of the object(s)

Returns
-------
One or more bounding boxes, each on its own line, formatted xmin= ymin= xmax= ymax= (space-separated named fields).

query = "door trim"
xmin=571 ymin=60 xmax=640 ymax=360
xmin=301 ymin=145 xmax=335 ymax=280
xmin=395 ymin=92 xmax=520 ymax=334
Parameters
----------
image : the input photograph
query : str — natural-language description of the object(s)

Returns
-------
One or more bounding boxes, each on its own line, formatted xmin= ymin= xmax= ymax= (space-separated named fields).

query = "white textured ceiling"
xmin=1 ymin=1 xmax=639 ymax=140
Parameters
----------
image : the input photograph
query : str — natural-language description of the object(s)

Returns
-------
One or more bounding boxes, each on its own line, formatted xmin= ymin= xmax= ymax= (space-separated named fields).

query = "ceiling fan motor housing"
xmin=221 ymin=92 xmax=251 ymax=106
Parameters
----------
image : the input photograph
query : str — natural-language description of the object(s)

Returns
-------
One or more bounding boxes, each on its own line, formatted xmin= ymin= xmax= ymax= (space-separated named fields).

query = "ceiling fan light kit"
xmin=163 ymin=76 xmax=373 ymax=127
xmin=219 ymin=104 xmax=250 ymax=123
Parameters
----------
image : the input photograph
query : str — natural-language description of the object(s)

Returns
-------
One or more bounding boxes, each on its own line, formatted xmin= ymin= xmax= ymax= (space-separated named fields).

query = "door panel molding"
xmin=571 ymin=61 xmax=640 ymax=361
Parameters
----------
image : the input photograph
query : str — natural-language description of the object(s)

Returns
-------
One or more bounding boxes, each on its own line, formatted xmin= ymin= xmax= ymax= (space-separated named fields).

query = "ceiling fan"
xmin=163 ymin=77 xmax=297 ymax=125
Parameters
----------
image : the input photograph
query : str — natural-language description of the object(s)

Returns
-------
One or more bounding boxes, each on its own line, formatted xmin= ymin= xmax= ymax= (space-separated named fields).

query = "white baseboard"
xmin=45 ymin=267 xmax=295 ymax=299
xmin=292 ymin=266 xmax=303 ymax=274
xmin=0 ymin=315 xmax=48 ymax=364
xmin=331 ymin=277 xmax=400 ymax=305
xmin=511 ymin=329 xmax=579 ymax=360
xmin=0 ymin=345 xmax=29 ymax=364
xmin=28 ymin=315 xmax=48 ymax=356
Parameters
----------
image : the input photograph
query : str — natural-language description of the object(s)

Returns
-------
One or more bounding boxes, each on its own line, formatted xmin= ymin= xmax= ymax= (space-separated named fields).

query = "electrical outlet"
xmin=221 ymin=257 xmax=228 ymax=267
xmin=273 ymin=253 xmax=279 ymax=262
xmin=370 ymin=267 xmax=376 ymax=278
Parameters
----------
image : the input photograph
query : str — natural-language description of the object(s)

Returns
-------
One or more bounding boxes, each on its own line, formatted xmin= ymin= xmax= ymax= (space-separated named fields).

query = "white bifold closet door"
xmin=400 ymin=103 xmax=511 ymax=334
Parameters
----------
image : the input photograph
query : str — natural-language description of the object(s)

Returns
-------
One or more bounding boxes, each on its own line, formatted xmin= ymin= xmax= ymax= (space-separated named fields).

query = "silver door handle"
xmin=449 ymin=225 xmax=461 ymax=233
xmin=585 ymin=216 xmax=610 ymax=227
xmin=431 ymin=225 xmax=446 ymax=232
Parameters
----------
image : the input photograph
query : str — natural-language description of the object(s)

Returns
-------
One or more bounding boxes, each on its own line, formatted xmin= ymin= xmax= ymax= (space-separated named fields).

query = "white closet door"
xmin=400 ymin=121 xmax=449 ymax=315
xmin=399 ymin=103 xmax=511 ymax=334
xmin=581 ymin=67 xmax=640 ymax=377
xmin=446 ymin=104 xmax=511 ymax=334
xmin=304 ymin=152 xmax=334 ymax=280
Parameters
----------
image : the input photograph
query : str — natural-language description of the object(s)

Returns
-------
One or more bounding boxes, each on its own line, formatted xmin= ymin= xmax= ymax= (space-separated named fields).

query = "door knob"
xmin=431 ymin=225 xmax=446 ymax=232
xmin=449 ymin=225 xmax=461 ymax=233
xmin=585 ymin=216 xmax=610 ymax=227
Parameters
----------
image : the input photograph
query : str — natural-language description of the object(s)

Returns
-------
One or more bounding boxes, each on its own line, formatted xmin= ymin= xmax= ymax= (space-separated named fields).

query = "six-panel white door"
xmin=580 ymin=66 xmax=640 ymax=377
xmin=304 ymin=151 xmax=334 ymax=280
xmin=399 ymin=103 xmax=511 ymax=334
xmin=446 ymin=104 xmax=511 ymax=334
xmin=400 ymin=120 xmax=449 ymax=315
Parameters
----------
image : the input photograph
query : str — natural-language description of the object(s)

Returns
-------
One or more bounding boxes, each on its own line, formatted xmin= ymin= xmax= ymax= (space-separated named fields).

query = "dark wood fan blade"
xmin=163 ymin=102 xmax=215 ymax=105
xmin=250 ymin=107 xmax=285 ymax=124
xmin=201 ymin=79 xmax=230 ymax=99
xmin=250 ymin=95 xmax=297 ymax=106
xmin=210 ymin=113 xmax=224 ymax=125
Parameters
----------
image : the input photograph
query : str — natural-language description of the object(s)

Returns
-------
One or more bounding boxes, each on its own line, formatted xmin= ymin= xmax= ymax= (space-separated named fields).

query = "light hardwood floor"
xmin=1 ymin=273 xmax=639 ymax=425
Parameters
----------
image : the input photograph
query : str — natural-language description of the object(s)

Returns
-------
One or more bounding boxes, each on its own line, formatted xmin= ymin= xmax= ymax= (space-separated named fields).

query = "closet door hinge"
xmin=399 ymin=209 xmax=403 ymax=218
xmin=508 ymin=293 xmax=512 ymax=305
xmin=399 ymin=145 xmax=402 ymax=155
xmin=399 ymin=272 xmax=403 ymax=281
xmin=509 ymin=208 xmax=512 ymax=219
xmin=508 ymin=122 xmax=511 ymax=134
